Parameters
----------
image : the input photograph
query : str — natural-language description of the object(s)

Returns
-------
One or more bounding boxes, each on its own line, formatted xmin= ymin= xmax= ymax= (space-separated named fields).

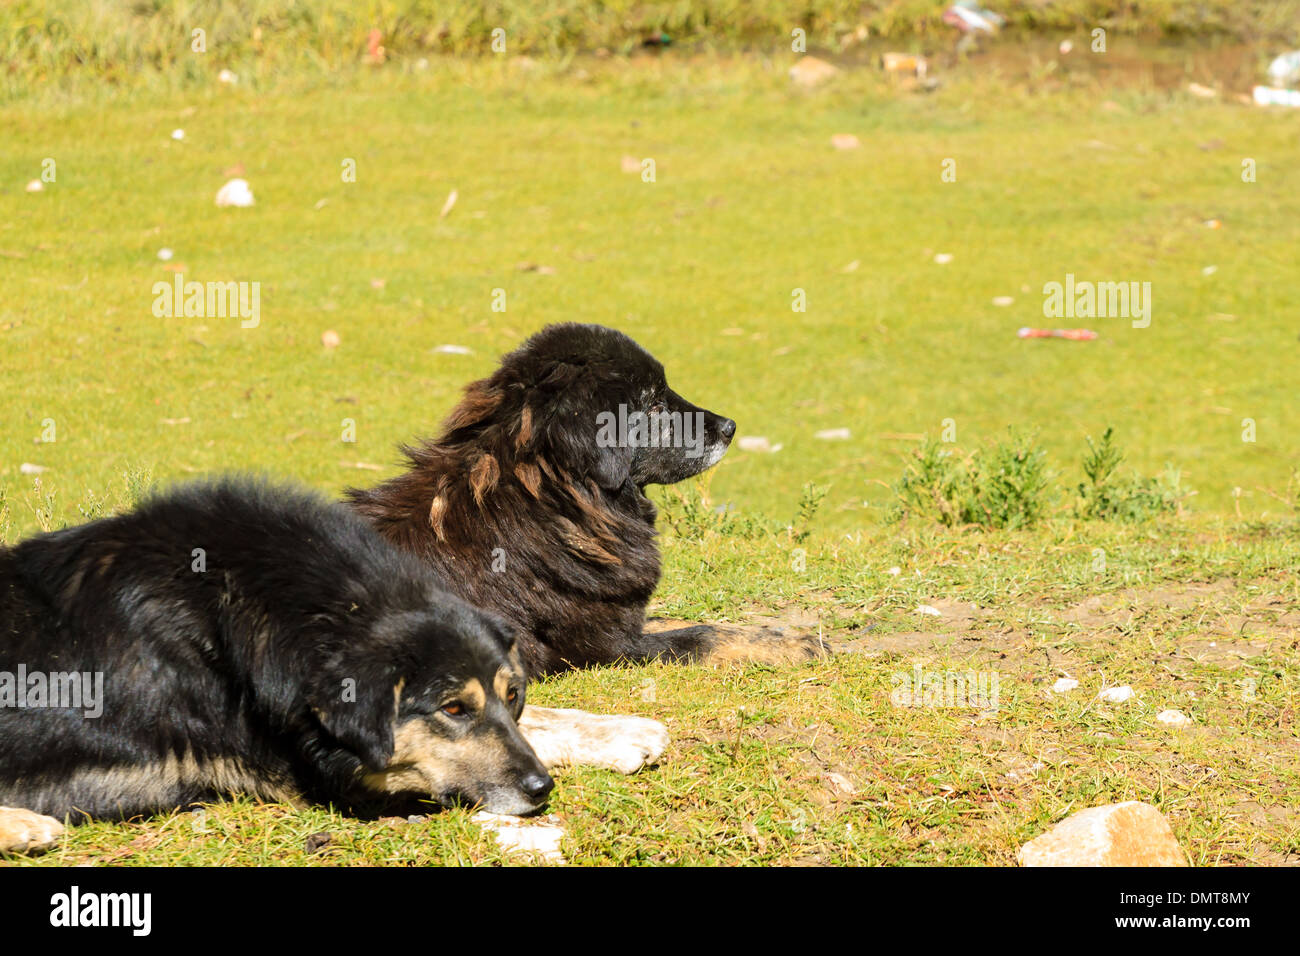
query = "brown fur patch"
xmin=516 ymin=405 xmax=533 ymax=450
xmin=514 ymin=461 xmax=542 ymax=499
xmin=554 ymin=516 xmax=621 ymax=566
xmin=444 ymin=382 xmax=501 ymax=433
xmin=470 ymin=455 xmax=500 ymax=506
xmin=428 ymin=494 xmax=448 ymax=540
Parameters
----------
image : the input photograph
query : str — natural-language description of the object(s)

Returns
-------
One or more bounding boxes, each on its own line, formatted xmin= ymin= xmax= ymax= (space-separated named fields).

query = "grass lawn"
xmin=2 ymin=49 xmax=1298 ymax=865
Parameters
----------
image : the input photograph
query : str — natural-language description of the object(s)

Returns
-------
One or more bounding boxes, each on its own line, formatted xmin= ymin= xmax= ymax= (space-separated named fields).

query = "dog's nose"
xmin=719 ymin=418 xmax=736 ymax=441
xmin=522 ymin=772 xmax=554 ymax=803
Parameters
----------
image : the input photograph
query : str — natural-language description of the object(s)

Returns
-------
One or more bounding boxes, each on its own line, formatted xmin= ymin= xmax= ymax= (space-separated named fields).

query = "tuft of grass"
xmin=891 ymin=430 xmax=1049 ymax=530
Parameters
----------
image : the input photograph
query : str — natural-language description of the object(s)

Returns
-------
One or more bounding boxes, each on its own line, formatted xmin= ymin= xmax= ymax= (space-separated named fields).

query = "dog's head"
xmin=488 ymin=323 xmax=736 ymax=491
xmin=311 ymin=599 xmax=552 ymax=815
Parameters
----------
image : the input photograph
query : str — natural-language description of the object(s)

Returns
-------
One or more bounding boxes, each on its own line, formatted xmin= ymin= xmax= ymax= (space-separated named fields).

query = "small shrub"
xmin=1074 ymin=428 xmax=1186 ymax=521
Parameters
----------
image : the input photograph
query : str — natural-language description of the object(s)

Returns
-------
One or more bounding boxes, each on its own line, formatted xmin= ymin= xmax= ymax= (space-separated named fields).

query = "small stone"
xmin=1157 ymin=709 xmax=1193 ymax=727
xmin=1098 ymin=685 xmax=1134 ymax=703
xmin=1018 ymin=802 xmax=1187 ymax=867
xmin=814 ymin=428 xmax=850 ymax=440
xmin=304 ymin=831 xmax=333 ymax=854
xmin=432 ymin=344 xmax=472 ymax=354
xmin=737 ymin=436 xmax=781 ymax=453
xmin=992 ymin=296 xmax=1014 ymax=307
xmin=158 ymin=248 xmax=174 ymax=261
xmin=933 ymin=253 xmax=953 ymax=265
xmin=171 ymin=128 xmax=185 ymax=141
xmin=915 ymin=604 xmax=941 ymax=617
xmin=1052 ymin=677 xmax=1079 ymax=694
xmin=24 ymin=179 xmax=43 ymax=193
xmin=830 ymin=133 xmax=860 ymax=150
xmin=321 ymin=330 xmax=341 ymax=348
xmin=19 ymin=463 xmax=48 ymax=475
xmin=218 ymin=69 xmax=238 ymax=85
xmin=215 ymin=178 xmax=255 ymax=208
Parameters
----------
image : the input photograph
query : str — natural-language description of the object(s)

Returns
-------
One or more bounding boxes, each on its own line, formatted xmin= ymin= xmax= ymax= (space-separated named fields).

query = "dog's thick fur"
xmin=347 ymin=322 xmax=825 ymax=675
xmin=0 ymin=478 xmax=551 ymax=826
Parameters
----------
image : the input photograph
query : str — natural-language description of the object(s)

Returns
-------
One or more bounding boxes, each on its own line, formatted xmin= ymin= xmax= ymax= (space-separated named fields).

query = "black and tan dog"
xmin=0 ymin=478 xmax=552 ymax=852
xmin=348 ymin=322 xmax=826 ymax=676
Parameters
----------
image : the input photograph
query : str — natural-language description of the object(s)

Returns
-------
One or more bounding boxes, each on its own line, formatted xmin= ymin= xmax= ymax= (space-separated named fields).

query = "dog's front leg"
xmin=0 ymin=807 xmax=64 ymax=854
xmin=518 ymin=706 xmax=668 ymax=774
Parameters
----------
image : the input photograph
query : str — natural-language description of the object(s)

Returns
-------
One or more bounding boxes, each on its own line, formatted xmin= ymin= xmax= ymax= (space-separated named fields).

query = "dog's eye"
xmin=507 ymin=688 xmax=519 ymax=704
xmin=441 ymin=701 xmax=467 ymax=718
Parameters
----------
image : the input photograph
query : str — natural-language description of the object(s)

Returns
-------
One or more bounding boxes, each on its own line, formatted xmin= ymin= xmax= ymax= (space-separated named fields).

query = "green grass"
xmin=7 ymin=0 xmax=1300 ymax=101
xmin=3 ymin=47 xmax=1300 ymax=865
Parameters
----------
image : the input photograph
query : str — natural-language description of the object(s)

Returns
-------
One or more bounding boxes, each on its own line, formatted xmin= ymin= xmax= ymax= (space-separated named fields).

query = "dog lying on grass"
xmin=348 ymin=322 xmax=826 ymax=675
xmin=0 ymin=478 xmax=560 ymax=853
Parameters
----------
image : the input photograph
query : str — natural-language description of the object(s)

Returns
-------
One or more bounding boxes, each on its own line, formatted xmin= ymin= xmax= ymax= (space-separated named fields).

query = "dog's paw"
xmin=701 ymin=625 xmax=831 ymax=666
xmin=518 ymin=706 xmax=669 ymax=774
xmin=0 ymin=807 xmax=64 ymax=854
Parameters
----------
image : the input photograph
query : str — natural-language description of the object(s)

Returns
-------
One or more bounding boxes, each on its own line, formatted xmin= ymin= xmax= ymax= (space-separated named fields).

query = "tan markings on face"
xmin=493 ymin=665 xmax=519 ymax=705
xmin=360 ymin=718 xmax=513 ymax=798
xmin=459 ymin=678 xmax=486 ymax=712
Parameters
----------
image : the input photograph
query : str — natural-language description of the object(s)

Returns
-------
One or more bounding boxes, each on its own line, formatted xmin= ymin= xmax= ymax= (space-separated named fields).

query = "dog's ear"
xmin=533 ymin=361 xmax=634 ymax=491
xmin=309 ymin=651 xmax=398 ymax=770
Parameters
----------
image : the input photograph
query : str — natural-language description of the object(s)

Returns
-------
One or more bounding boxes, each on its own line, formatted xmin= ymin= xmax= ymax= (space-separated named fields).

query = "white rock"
xmin=218 ymin=69 xmax=238 ymax=84
xmin=171 ymin=128 xmax=185 ymax=141
xmin=472 ymin=812 xmax=566 ymax=864
xmin=1156 ymin=709 xmax=1193 ymax=727
xmin=1018 ymin=801 xmax=1187 ymax=867
xmin=738 ymin=436 xmax=781 ymax=453
xmin=915 ymin=604 xmax=941 ymax=617
xmin=814 ymin=428 xmax=850 ymax=441
xmin=432 ymin=344 xmax=472 ymax=354
xmin=1098 ymin=685 xmax=1134 ymax=703
xmin=215 ymin=178 xmax=255 ymax=208
xmin=933 ymin=253 xmax=953 ymax=265
xmin=19 ymin=463 xmax=48 ymax=475
xmin=992 ymin=296 xmax=1014 ymax=307
xmin=24 ymin=179 xmax=43 ymax=193
xmin=887 ymin=566 xmax=901 ymax=576
xmin=1052 ymin=677 xmax=1079 ymax=694
xmin=157 ymin=248 xmax=174 ymax=261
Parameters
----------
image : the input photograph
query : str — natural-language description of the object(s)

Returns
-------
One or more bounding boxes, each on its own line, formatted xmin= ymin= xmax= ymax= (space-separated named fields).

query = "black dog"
xmin=0 ymin=478 xmax=550 ymax=827
xmin=348 ymin=322 xmax=824 ymax=676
